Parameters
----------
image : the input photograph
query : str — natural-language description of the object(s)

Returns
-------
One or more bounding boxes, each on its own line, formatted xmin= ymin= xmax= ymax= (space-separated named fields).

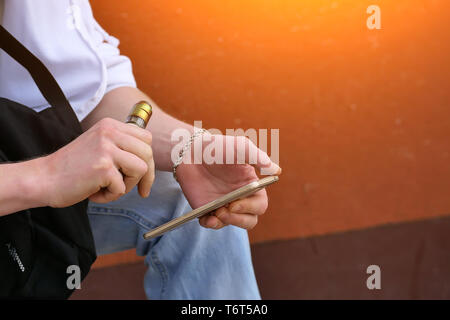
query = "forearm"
xmin=81 ymin=87 xmax=194 ymax=171
xmin=0 ymin=158 xmax=47 ymax=216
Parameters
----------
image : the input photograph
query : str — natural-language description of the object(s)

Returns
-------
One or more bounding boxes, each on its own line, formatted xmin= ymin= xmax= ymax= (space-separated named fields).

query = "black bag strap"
xmin=0 ymin=25 xmax=80 ymax=128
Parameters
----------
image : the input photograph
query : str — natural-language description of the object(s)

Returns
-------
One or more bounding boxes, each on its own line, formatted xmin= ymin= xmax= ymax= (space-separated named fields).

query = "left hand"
xmin=175 ymin=134 xmax=281 ymax=230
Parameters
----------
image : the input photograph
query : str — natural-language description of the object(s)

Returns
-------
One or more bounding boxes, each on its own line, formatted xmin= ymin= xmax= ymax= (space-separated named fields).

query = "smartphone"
xmin=143 ymin=175 xmax=279 ymax=240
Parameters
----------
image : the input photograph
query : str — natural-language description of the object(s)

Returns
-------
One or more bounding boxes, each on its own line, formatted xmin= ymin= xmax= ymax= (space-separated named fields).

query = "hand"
xmin=176 ymin=134 xmax=281 ymax=230
xmin=40 ymin=118 xmax=154 ymax=207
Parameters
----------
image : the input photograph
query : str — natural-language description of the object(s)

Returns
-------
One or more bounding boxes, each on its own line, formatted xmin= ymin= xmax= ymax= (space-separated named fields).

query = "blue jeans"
xmin=87 ymin=170 xmax=261 ymax=299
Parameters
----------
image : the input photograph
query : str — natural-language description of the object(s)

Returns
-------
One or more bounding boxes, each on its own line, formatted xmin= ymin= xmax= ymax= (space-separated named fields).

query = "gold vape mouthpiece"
xmin=126 ymin=101 xmax=153 ymax=129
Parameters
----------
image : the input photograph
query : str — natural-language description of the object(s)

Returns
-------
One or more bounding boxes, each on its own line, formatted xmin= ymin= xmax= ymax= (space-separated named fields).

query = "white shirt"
xmin=0 ymin=0 xmax=136 ymax=121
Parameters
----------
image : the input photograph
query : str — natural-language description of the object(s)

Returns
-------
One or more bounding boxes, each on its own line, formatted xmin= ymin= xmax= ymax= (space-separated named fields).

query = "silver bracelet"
xmin=172 ymin=128 xmax=207 ymax=181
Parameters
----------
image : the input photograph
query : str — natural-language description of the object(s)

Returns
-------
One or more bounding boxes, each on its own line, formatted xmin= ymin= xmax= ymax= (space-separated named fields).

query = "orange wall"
xmin=91 ymin=0 xmax=450 ymax=243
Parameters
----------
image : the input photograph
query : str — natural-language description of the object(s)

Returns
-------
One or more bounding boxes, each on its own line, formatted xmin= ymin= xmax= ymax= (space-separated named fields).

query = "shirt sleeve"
xmin=89 ymin=17 xmax=137 ymax=93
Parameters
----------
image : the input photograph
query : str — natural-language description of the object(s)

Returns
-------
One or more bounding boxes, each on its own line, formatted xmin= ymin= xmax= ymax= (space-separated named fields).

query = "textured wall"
xmin=91 ymin=0 xmax=450 ymax=245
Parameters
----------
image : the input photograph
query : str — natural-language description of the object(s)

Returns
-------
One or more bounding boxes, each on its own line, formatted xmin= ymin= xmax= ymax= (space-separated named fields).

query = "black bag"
xmin=0 ymin=26 xmax=96 ymax=298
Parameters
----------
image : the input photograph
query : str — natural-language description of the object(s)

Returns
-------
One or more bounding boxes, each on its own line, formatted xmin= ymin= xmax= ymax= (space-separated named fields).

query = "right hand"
xmin=40 ymin=117 xmax=154 ymax=207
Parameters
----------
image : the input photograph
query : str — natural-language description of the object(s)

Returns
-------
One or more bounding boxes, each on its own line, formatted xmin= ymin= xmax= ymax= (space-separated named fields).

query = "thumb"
xmin=248 ymin=141 xmax=282 ymax=176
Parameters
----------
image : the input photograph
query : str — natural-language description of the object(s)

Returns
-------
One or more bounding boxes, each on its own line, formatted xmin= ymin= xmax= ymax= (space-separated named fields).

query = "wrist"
xmin=22 ymin=156 xmax=50 ymax=208
xmin=4 ymin=157 xmax=49 ymax=212
xmin=151 ymin=120 xmax=195 ymax=172
xmin=172 ymin=128 xmax=209 ymax=181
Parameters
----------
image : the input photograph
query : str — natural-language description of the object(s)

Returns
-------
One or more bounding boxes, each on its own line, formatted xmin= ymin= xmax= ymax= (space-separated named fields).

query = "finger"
xmin=89 ymin=168 xmax=126 ymax=203
xmin=212 ymin=207 xmax=231 ymax=228
xmin=247 ymin=140 xmax=282 ymax=175
xmin=138 ymin=154 xmax=155 ymax=198
xmin=228 ymin=189 xmax=268 ymax=216
xmin=97 ymin=118 xmax=152 ymax=145
xmin=199 ymin=214 xmax=227 ymax=229
xmin=119 ymin=121 xmax=153 ymax=145
xmin=104 ymin=167 xmax=127 ymax=196
xmin=215 ymin=208 xmax=259 ymax=230
xmin=113 ymin=148 xmax=148 ymax=193
xmin=89 ymin=189 xmax=122 ymax=203
xmin=114 ymin=130 xmax=153 ymax=165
